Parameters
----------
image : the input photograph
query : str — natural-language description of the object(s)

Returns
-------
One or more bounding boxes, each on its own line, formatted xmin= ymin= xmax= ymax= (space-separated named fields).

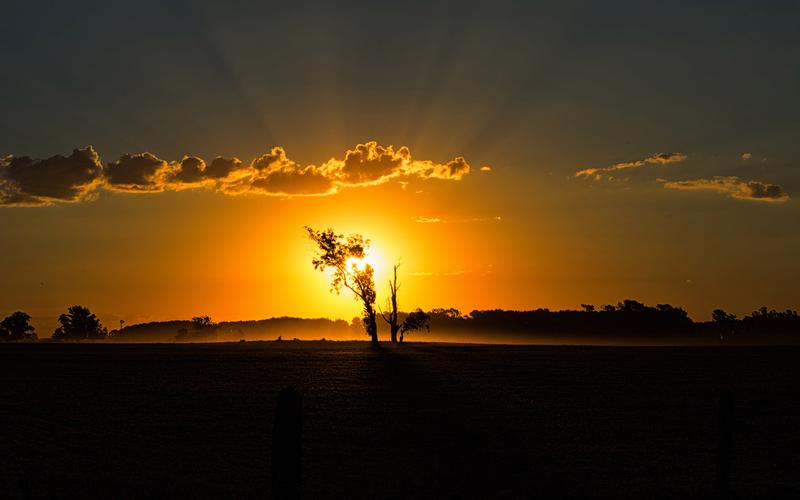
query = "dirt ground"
xmin=1 ymin=342 xmax=798 ymax=498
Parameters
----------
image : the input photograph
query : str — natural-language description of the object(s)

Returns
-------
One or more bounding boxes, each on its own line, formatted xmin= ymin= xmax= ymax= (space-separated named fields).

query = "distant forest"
xmin=2 ymin=300 xmax=797 ymax=344
xmin=106 ymin=300 xmax=798 ymax=344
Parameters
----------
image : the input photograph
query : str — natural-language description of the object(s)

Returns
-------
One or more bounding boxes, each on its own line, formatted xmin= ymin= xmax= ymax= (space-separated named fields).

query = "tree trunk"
xmin=365 ymin=307 xmax=379 ymax=345
xmin=369 ymin=323 xmax=378 ymax=344
xmin=388 ymin=264 xmax=399 ymax=343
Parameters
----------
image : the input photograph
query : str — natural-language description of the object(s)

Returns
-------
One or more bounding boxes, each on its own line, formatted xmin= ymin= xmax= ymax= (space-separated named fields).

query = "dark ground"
xmin=1 ymin=342 xmax=798 ymax=499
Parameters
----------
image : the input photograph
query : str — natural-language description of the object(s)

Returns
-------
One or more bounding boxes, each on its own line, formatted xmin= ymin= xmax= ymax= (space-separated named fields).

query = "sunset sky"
xmin=1 ymin=1 xmax=798 ymax=334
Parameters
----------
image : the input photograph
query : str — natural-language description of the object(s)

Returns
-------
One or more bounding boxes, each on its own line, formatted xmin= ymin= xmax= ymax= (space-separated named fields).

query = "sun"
xmin=346 ymin=254 xmax=380 ymax=273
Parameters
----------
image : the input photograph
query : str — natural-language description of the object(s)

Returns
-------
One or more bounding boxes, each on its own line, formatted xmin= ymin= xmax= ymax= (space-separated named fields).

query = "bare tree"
xmin=380 ymin=264 xmax=431 ymax=343
xmin=305 ymin=226 xmax=379 ymax=344
xmin=380 ymin=264 xmax=402 ymax=343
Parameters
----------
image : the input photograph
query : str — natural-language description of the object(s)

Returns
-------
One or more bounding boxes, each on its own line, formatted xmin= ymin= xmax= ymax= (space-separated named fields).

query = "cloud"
xmin=409 ymin=270 xmax=467 ymax=277
xmin=410 ymin=215 xmax=502 ymax=224
xmin=167 ymin=141 xmax=469 ymax=196
xmin=411 ymin=216 xmax=442 ymax=224
xmin=324 ymin=142 xmax=470 ymax=185
xmin=205 ymin=156 xmax=246 ymax=180
xmin=105 ymin=152 xmax=170 ymax=192
xmin=336 ymin=143 xmax=408 ymax=185
xmin=248 ymin=147 xmax=336 ymax=196
xmin=663 ymin=176 xmax=790 ymax=202
xmin=0 ymin=147 xmax=103 ymax=206
xmin=170 ymin=156 xmax=208 ymax=185
xmin=576 ymin=152 xmax=687 ymax=180
xmin=1 ymin=141 xmax=472 ymax=206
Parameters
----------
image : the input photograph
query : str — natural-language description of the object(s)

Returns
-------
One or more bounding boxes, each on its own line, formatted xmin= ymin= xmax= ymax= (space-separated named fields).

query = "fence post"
xmin=715 ymin=388 xmax=733 ymax=500
xmin=272 ymin=386 xmax=302 ymax=499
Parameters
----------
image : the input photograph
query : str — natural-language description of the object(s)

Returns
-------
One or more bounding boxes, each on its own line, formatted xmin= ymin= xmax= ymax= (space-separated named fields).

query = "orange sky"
xmin=2 ymin=144 xmax=797 ymax=336
xmin=2 ymin=2 xmax=799 ymax=336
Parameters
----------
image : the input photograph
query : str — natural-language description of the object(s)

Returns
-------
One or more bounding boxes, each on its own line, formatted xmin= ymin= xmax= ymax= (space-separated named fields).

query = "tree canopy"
xmin=0 ymin=311 xmax=37 ymax=341
xmin=399 ymin=308 xmax=431 ymax=342
xmin=52 ymin=305 xmax=107 ymax=340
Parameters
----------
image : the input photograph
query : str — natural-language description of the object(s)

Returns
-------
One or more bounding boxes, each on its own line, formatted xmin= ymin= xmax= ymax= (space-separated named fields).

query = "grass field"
xmin=1 ymin=342 xmax=798 ymax=498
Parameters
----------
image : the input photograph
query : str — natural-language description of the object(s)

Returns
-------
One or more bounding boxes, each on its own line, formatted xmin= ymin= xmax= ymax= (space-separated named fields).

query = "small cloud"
xmin=411 ymin=215 xmax=502 ymax=224
xmin=741 ymin=152 xmax=752 ymax=160
xmin=663 ymin=176 xmax=790 ymax=202
xmin=410 ymin=270 xmax=467 ymax=277
xmin=461 ymin=216 xmax=503 ymax=223
xmin=410 ymin=216 xmax=442 ymax=224
xmin=480 ymin=165 xmax=493 ymax=172
xmin=576 ymin=152 xmax=687 ymax=180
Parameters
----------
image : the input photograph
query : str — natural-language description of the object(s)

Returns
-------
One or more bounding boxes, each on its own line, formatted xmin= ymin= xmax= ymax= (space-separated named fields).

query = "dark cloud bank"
xmin=0 ymin=142 xmax=472 ymax=207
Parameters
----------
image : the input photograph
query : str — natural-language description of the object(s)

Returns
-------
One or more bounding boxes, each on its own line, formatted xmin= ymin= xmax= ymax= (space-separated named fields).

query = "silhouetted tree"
xmin=306 ymin=226 xmax=379 ymax=344
xmin=191 ymin=315 xmax=213 ymax=329
xmin=52 ymin=305 xmax=107 ymax=340
xmin=430 ymin=308 xmax=461 ymax=318
xmin=379 ymin=264 xmax=431 ymax=343
xmin=399 ymin=309 xmax=430 ymax=343
xmin=380 ymin=264 xmax=402 ymax=343
xmin=711 ymin=309 xmax=736 ymax=324
xmin=617 ymin=299 xmax=646 ymax=312
xmin=740 ymin=307 xmax=799 ymax=337
xmin=174 ymin=316 xmax=215 ymax=341
xmin=711 ymin=309 xmax=737 ymax=342
xmin=0 ymin=311 xmax=36 ymax=341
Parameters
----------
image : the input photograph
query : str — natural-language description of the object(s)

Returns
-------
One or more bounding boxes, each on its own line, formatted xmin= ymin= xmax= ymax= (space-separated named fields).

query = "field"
xmin=1 ymin=342 xmax=799 ymax=498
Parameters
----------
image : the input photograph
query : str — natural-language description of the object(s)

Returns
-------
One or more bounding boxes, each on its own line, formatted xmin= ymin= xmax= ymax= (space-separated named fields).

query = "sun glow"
xmin=346 ymin=254 xmax=381 ymax=274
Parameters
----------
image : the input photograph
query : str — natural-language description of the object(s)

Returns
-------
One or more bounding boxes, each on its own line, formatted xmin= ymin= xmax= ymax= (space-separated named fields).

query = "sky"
xmin=1 ymin=0 xmax=799 ymax=334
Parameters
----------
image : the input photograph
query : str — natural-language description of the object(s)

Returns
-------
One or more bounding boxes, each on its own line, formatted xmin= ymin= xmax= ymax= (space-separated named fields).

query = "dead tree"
xmin=381 ymin=264 xmax=402 ymax=343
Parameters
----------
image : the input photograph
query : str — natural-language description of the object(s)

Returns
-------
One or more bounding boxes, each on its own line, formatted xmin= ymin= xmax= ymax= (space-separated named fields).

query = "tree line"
xmin=1 ymin=301 xmax=798 ymax=343
xmin=420 ymin=302 xmax=799 ymax=342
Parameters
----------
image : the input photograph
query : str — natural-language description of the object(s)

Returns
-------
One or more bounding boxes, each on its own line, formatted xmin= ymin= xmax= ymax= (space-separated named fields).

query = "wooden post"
xmin=272 ymin=386 xmax=302 ymax=499
xmin=715 ymin=388 xmax=733 ymax=500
